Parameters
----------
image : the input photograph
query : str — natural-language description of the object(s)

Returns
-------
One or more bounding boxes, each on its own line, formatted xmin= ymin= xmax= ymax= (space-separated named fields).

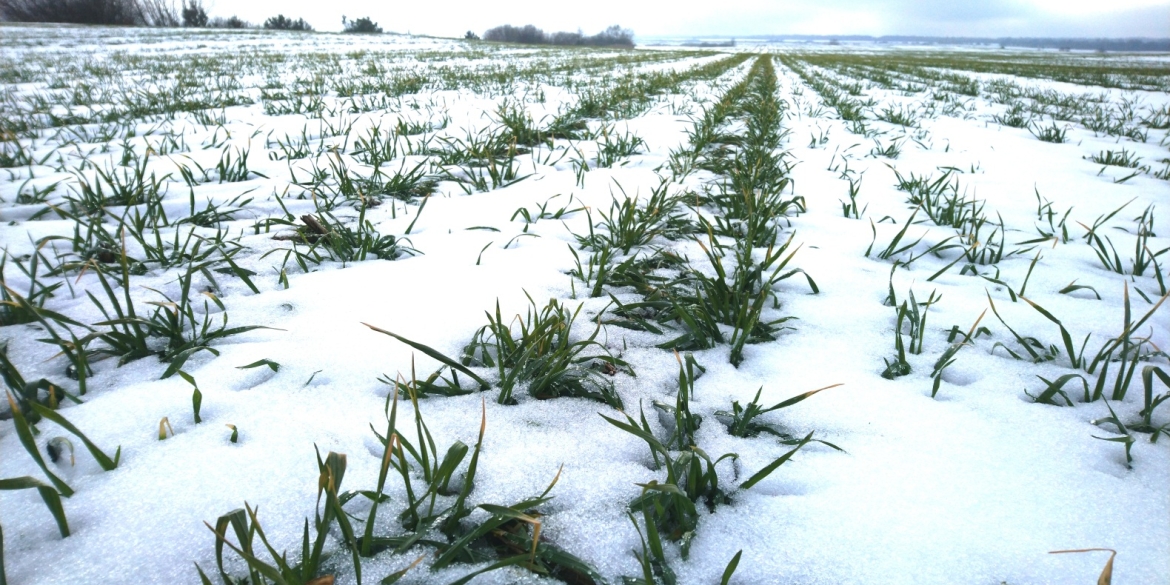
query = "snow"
xmin=1 ymin=26 xmax=1167 ymax=585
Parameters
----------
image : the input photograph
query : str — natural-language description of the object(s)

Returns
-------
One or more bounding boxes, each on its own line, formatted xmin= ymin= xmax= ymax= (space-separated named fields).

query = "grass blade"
xmin=28 ymin=403 xmax=120 ymax=471
xmin=5 ymin=393 xmax=73 ymax=497
xmin=0 ymin=477 xmax=69 ymax=538
xmin=720 ymin=550 xmax=743 ymax=585
xmin=740 ymin=432 xmax=812 ymax=490
xmin=362 ymin=323 xmax=489 ymax=390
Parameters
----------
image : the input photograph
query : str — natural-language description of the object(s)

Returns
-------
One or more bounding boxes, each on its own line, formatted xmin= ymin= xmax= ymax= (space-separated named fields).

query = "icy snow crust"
xmin=0 ymin=26 xmax=1167 ymax=585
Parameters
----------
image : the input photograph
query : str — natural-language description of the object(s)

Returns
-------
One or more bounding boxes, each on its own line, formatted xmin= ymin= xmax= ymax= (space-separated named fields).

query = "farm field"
xmin=1 ymin=24 xmax=1169 ymax=585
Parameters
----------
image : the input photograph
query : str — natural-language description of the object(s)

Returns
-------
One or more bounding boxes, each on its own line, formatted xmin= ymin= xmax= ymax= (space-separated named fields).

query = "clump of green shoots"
xmin=177 ymin=145 xmax=267 ymax=185
xmin=865 ymin=206 xmax=960 ymax=266
xmin=1 ymin=247 xmax=62 ymax=326
xmin=1 ymin=357 xmax=121 ymax=585
xmin=1025 ymin=188 xmax=1072 ymax=245
xmin=294 ymin=209 xmax=419 ymax=264
xmin=992 ymin=103 xmax=1030 ymax=128
xmin=1133 ymin=366 xmax=1170 ymax=441
xmin=87 ymin=258 xmax=272 ymax=377
xmin=200 ymin=449 xmax=362 ymax=585
xmin=365 ymin=295 xmax=629 ymax=408
xmin=574 ymin=180 xmax=691 ymax=254
xmin=67 ymin=149 xmax=169 ymax=216
xmin=840 ymin=177 xmax=865 ymax=219
xmin=882 ymin=285 xmax=941 ymax=380
xmin=435 ymin=126 xmax=532 ymax=194
xmin=511 ymin=193 xmax=584 ymax=226
xmin=875 ymin=104 xmax=918 ymax=127
xmin=928 ymin=310 xmax=987 ymax=397
xmin=987 ymin=285 xmax=1168 ymax=408
xmin=869 ymin=138 xmax=902 ymax=159
xmin=1081 ymin=203 xmax=1168 ymax=295
xmin=1090 ymin=398 xmax=1136 ymax=467
xmin=717 ymin=383 xmax=843 ymax=447
xmin=1029 ymin=120 xmax=1068 ymax=143
xmin=602 ymin=351 xmax=816 ymax=567
xmin=1087 ymin=148 xmax=1145 ymax=169
xmin=495 ymin=100 xmax=585 ymax=146
xmin=0 ymin=139 xmax=35 ymax=168
xmin=461 ymin=296 xmax=628 ymax=407
xmin=203 ymin=392 xmax=604 ymax=585
xmin=594 ymin=126 xmax=646 ymax=168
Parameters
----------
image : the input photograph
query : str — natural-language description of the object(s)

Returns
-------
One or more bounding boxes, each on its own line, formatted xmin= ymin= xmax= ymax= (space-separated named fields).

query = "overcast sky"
xmin=204 ymin=0 xmax=1170 ymax=38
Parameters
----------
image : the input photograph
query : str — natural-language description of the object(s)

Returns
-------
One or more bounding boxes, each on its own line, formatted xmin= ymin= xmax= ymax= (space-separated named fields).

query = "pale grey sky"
xmin=204 ymin=0 xmax=1169 ymax=38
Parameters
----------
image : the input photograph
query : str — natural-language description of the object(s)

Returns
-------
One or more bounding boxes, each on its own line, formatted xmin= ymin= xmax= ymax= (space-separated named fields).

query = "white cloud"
xmin=1029 ymin=0 xmax=1167 ymax=15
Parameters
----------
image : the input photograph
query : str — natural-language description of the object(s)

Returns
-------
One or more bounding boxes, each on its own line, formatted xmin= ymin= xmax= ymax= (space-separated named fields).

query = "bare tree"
xmin=0 ymin=0 xmax=178 ymax=26
xmin=180 ymin=0 xmax=206 ymax=27
xmin=137 ymin=0 xmax=178 ymax=26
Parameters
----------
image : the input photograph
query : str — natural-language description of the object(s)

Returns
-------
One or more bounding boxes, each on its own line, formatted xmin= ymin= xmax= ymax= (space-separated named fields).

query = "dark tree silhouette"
xmin=342 ymin=16 xmax=381 ymax=34
xmin=264 ymin=14 xmax=312 ymax=31
xmin=0 ymin=0 xmax=178 ymax=25
xmin=181 ymin=0 xmax=206 ymax=27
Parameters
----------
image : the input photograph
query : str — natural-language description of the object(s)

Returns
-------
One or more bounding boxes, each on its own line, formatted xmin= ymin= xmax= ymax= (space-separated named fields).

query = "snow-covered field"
xmin=1 ymin=25 xmax=1168 ymax=585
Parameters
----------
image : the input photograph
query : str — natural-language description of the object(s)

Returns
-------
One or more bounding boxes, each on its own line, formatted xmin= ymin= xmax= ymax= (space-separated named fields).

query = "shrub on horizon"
xmin=342 ymin=15 xmax=381 ymax=34
xmin=181 ymin=0 xmax=206 ymax=27
xmin=264 ymin=14 xmax=312 ymax=31
xmin=209 ymin=15 xmax=248 ymax=28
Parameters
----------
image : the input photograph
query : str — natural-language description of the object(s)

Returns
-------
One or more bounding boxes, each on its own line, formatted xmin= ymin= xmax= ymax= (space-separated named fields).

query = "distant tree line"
xmin=683 ymin=39 xmax=736 ymax=48
xmin=987 ymin=37 xmax=1170 ymax=52
xmin=482 ymin=24 xmax=634 ymax=48
xmin=0 ymin=0 xmax=315 ymax=31
xmin=740 ymin=34 xmax=1170 ymax=52
xmin=176 ymin=1 xmax=251 ymax=29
